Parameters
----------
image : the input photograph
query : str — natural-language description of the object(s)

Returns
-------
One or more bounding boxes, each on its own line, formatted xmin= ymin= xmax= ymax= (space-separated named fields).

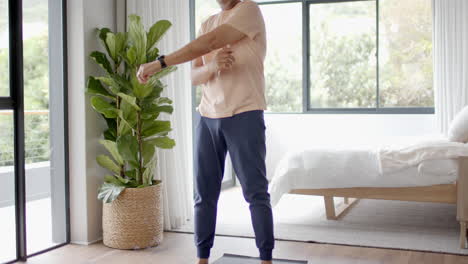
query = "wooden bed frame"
xmin=289 ymin=157 xmax=468 ymax=248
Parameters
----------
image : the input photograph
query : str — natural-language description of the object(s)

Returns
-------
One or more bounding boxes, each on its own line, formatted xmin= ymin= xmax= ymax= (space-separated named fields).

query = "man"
xmin=137 ymin=1 xmax=274 ymax=263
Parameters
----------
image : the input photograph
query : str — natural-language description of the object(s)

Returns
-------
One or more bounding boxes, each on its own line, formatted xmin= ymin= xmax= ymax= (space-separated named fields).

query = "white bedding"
xmin=268 ymin=136 xmax=468 ymax=208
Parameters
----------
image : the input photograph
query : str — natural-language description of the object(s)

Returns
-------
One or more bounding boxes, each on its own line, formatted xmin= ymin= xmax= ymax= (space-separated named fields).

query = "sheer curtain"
xmin=433 ymin=0 xmax=468 ymax=135
xmin=127 ymin=0 xmax=194 ymax=230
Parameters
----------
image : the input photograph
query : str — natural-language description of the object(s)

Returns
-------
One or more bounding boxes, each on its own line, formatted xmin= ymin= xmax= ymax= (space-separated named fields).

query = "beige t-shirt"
xmin=197 ymin=0 xmax=267 ymax=118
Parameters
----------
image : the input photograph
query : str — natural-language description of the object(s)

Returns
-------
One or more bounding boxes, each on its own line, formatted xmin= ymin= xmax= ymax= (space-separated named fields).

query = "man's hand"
xmin=137 ymin=61 xmax=162 ymax=84
xmin=210 ymin=46 xmax=235 ymax=74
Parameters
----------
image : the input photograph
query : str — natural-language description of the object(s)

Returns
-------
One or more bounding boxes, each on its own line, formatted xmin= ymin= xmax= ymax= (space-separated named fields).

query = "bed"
xmin=268 ymin=134 xmax=468 ymax=248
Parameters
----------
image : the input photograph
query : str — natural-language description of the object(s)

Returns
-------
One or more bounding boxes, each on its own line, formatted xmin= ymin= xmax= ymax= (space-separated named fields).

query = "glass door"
xmin=0 ymin=0 xmax=68 ymax=262
xmin=23 ymin=0 xmax=68 ymax=255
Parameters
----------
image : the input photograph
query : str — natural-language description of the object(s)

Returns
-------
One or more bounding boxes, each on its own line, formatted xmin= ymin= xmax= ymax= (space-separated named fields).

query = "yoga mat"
xmin=212 ymin=253 xmax=308 ymax=264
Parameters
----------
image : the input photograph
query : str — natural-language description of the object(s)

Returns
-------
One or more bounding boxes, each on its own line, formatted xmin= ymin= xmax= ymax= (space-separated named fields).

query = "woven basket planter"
xmin=102 ymin=181 xmax=164 ymax=249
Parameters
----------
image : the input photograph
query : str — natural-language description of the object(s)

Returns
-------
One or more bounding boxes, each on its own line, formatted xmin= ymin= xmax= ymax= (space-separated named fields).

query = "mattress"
xmin=268 ymin=136 xmax=462 ymax=208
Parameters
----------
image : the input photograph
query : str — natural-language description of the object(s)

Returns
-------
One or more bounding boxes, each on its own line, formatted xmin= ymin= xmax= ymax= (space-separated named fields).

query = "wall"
xmin=67 ymin=0 xmax=119 ymax=245
xmin=263 ymin=113 xmax=438 ymax=180
xmin=65 ymin=0 xmax=441 ymax=243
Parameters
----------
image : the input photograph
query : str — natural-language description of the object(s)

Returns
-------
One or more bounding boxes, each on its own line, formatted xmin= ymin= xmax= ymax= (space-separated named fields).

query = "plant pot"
xmin=102 ymin=181 xmax=164 ymax=249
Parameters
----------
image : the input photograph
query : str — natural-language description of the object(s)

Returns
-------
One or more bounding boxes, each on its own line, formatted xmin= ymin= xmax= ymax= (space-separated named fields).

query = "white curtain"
xmin=127 ymin=0 xmax=194 ymax=230
xmin=433 ymin=0 xmax=468 ymax=135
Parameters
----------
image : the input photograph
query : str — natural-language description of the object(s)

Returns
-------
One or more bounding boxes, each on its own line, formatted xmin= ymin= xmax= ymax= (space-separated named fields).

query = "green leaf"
xmin=142 ymin=120 xmax=171 ymax=137
xmin=115 ymin=174 xmax=130 ymax=185
xmin=141 ymin=112 xmax=159 ymax=120
xmin=106 ymin=32 xmax=126 ymax=63
xmin=104 ymin=175 xmax=122 ymax=185
xmin=145 ymin=136 xmax=175 ymax=149
xmin=127 ymin=160 xmax=139 ymax=170
xmin=142 ymin=158 xmax=156 ymax=185
xmin=117 ymin=92 xmax=141 ymax=111
xmin=150 ymin=66 xmax=177 ymax=80
xmin=103 ymin=117 xmax=117 ymax=141
xmin=147 ymin=48 xmax=159 ymax=62
xmin=97 ymin=155 xmax=120 ymax=173
xmin=147 ymin=20 xmax=171 ymax=51
xmin=104 ymin=32 xmax=116 ymax=61
xmin=99 ymin=140 xmax=124 ymax=165
xmin=104 ymin=116 xmax=117 ymax=126
xmin=90 ymin=51 xmax=113 ymax=74
xmin=117 ymin=134 xmax=139 ymax=163
xmin=143 ymin=103 xmax=171 ymax=114
xmin=104 ymin=129 xmax=116 ymax=141
xmin=155 ymin=105 xmax=173 ymax=114
xmin=86 ymin=76 xmax=115 ymax=99
xmin=95 ymin=76 xmax=121 ymax=94
xmin=118 ymin=100 xmax=137 ymax=129
xmin=141 ymin=104 xmax=173 ymax=120
xmin=117 ymin=117 xmax=132 ymax=135
xmin=90 ymin=96 xmax=119 ymax=118
xmin=98 ymin=28 xmax=112 ymax=56
xmin=128 ymin=14 xmax=147 ymax=65
xmin=141 ymin=80 xmax=164 ymax=102
xmin=142 ymin=141 xmax=155 ymax=166
xmin=114 ymin=74 xmax=133 ymax=94
xmin=98 ymin=182 xmax=125 ymax=203
xmin=156 ymin=97 xmax=173 ymax=105
xmin=126 ymin=46 xmax=137 ymax=66
xmin=125 ymin=169 xmax=136 ymax=179
xmin=104 ymin=117 xmax=117 ymax=132
xmin=131 ymin=75 xmax=153 ymax=99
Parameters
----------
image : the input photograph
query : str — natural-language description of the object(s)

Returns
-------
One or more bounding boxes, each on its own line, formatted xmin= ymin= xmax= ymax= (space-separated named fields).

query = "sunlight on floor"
xmin=216 ymin=186 xmax=337 ymax=227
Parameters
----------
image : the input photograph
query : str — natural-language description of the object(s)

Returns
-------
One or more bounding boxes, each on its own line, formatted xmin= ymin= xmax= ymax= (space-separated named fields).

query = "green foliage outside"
xmin=379 ymin=0 xmax=433 ymax=107
xmin=0 ymin=0 xmax=50 ymax=167
xmin=87 ymin=15 xmax=177 ymax=203
xmin=309 ymin=2 xmax=377 ymax=108
xmin=0 ymin=35 xmax=50 ymax=167
xmin=195 ymin=0 xmax=433 ymax=111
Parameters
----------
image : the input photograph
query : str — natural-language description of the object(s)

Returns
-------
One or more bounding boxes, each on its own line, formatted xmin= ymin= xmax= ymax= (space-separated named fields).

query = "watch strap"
xmin=157 ymin=55 xmax=167 ymax=69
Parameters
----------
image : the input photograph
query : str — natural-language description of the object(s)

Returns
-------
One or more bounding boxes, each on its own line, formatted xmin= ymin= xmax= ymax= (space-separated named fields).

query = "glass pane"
xmin=309 ymin=1 xmax=377 ymax=108
xmin=261 ymin=3 xmax=302 ymax=112
xmin=379 ymin=0 xmax=433 ymax=107
xmin=0 ymin=110 xmax=16 ymax=263
xmin=24 ymin=0 xmax=67 ymax=254
xmin=0 ymin=0 xmax=9 ymax=96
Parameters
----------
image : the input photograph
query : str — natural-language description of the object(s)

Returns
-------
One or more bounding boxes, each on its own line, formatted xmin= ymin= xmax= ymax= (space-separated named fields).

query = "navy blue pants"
xmin=193 ymin=110 xmax=275 ymax=261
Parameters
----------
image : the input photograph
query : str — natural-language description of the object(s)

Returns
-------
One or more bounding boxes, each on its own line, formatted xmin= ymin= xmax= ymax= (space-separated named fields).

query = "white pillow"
xmin=448 ymin=106 xmax=468 ymax=143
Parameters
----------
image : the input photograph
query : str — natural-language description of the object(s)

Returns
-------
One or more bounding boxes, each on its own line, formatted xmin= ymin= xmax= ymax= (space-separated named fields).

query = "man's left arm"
xmin=137 ymin=1 xmax=263 ymax=84
xmin=137 ymin=24 xmax=246 ymax=84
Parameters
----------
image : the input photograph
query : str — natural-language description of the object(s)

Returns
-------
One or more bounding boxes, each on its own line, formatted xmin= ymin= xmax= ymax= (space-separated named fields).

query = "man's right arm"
xmin=191 ymin=56 xmax=215 ymax=86
xmin=191 ymin=46 xmax=235 ymax=86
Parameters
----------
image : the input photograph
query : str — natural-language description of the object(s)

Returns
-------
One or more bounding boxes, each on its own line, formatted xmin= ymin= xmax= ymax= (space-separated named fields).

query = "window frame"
xmin=3 ymin=0 xmax=70 ymax=263
xmin=190 ymin=0 xmax=434 ymax=114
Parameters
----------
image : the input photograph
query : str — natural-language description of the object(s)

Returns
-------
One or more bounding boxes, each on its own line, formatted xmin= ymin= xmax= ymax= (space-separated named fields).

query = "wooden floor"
xmin=16 ymin=232 xmax=468 ymax=264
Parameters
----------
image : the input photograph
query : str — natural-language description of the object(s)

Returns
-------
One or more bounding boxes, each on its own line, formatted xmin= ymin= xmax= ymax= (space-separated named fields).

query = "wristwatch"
xmin=157 ymin=55 xmax=167 ymax=69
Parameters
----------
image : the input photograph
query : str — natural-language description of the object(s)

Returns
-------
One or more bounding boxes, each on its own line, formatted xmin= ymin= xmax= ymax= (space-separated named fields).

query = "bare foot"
xmin=261 ymin=261 xmax=272 ymax=264
xmin=198 ymin=258 xmax=209 ymax=264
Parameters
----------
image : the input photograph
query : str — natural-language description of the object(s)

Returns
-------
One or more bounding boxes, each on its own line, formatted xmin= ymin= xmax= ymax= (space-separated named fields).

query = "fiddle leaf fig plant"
xmin=86 ymin=14 xmax=176 ymax=203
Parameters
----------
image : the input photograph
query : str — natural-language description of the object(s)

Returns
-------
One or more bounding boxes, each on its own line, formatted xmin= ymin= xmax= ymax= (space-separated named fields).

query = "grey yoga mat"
xmin=212 ymin=253 xmax=308 ymax=264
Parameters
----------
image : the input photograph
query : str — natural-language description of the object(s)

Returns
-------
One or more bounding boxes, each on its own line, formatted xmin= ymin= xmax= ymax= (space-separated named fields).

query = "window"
xmin=379 ymin=0 xmax=433 ymax=107
xmin=261 ymin=3 xmax=302 ymax=112
xmin=0 ymin=0 xmax=8 ymax=96
xmin=192 ymin=0 xmax=433 ymax=114
xmin=309 ymin=1 xmax=377 ymax=109
xmin=0 ymin=0 xmax=68 ymax=262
